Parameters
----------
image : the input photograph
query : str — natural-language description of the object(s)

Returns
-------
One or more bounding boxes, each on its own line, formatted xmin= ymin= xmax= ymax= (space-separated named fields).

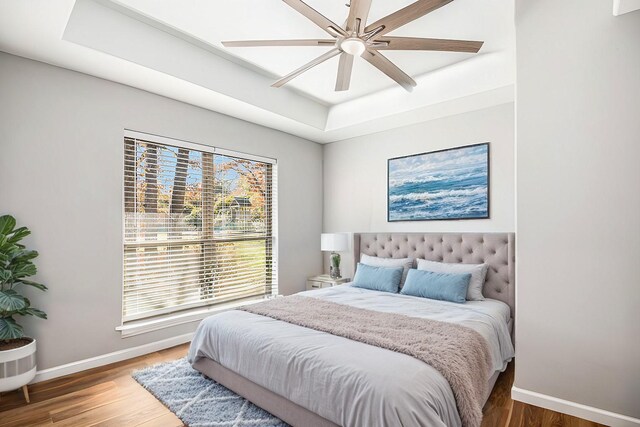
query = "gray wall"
xmin=322 ymin=103 xmax=515 ymax=277
xmin=0 ymin=52 xmax=323 ymax=370
xmin=515 ymin=0 xmax=640 ymax=420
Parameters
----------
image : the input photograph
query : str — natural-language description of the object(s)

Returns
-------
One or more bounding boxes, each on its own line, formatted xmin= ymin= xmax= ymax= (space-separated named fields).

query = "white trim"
xmin=115 ymin=296 xmax=267 ymax=337
xmin=32 ymin=332 xmax=194 ymax=383
xmin=123 ymin=129 xmax=277 ymax=164
xmin=512 ymin=387 xmax=640 ymax=427
xmin=613 ymin=0 xmax=640 ymax=16
xmin=124 ymin=129 xmax=215 ymax=154
xmin=214 ymin=146 xmax=276 ymax=165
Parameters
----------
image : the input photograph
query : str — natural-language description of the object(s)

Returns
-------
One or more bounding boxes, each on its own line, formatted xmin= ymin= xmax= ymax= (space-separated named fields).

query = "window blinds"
xmin=123 ymin=132 xmax=277 ymax=322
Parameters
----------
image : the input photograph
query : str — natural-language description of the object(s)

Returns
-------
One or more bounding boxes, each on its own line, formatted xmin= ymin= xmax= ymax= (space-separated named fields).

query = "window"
xmin=122 ymin=131 xmax=277 ymax=323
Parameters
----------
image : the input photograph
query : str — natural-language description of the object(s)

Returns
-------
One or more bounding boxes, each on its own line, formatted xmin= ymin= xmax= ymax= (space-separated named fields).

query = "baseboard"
xmin=32 ymin=332 xmax=194 ymax=383
xmin=512 ymin=387 xmax=640 ymax=427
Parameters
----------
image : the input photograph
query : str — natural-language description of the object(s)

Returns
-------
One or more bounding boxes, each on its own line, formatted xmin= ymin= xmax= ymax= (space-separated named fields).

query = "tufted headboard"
xmin=353 ymin=233 xmax=515 ymax=318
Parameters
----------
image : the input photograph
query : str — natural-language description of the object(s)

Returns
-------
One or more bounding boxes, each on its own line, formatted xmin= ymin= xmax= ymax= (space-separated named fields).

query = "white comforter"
xmin=188 ymin=286 xmax=514 ymax=427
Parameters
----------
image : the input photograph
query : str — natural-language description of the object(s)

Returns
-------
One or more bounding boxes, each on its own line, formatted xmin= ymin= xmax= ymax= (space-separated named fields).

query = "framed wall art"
xmin=387 ymin=143 xmax=489 ymax=221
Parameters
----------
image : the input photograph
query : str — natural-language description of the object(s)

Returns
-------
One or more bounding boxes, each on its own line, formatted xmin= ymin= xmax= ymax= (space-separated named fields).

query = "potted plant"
xmin=0 ymin=215 xmax=47 ymax=403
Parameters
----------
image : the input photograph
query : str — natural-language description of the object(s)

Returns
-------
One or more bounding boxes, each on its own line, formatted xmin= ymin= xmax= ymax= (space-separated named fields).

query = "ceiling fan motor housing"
xmin=340 ymin=38 xmax=366 ymax=56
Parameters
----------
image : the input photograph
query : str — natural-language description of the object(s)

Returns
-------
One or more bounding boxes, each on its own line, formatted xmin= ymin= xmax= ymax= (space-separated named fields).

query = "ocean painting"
xmin=388 ymin=143 xmax=489 ymax=221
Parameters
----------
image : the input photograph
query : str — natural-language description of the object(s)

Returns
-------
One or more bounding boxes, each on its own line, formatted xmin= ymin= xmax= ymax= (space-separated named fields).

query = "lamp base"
xmin=329 ymin=266 xmax=341 ymax=279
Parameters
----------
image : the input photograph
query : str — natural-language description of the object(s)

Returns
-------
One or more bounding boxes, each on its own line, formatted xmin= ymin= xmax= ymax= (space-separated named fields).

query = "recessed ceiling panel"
xmin=116 ymin=0 xmax=513 ymax=104
xmin=0 ymin=0 xmax=514 ymax=143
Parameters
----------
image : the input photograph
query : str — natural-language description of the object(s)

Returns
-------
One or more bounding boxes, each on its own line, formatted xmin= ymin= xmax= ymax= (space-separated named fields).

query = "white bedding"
xmin=188 ymin=285 xmax=514 ymax=427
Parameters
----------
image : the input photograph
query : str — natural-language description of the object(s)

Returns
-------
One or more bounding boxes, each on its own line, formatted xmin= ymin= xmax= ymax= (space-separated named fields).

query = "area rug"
xmin=132 ymin=358 xmax=288 ymax=427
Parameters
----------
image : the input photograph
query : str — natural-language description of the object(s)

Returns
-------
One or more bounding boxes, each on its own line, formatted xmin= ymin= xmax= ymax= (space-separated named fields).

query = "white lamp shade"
xmin=321 ymin=233 xmax=349 ymax=252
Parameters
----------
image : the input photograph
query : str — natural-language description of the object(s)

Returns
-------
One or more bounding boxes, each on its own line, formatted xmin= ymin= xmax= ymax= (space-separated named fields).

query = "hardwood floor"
xmin=480 ymin=362 xmax=605 ymax=427
xmin=0 ymin=344 xmax=605 ymax=427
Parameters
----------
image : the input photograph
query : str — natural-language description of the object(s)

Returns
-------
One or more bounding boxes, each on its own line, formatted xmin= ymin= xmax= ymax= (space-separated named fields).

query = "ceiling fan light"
xmin=340 ymin=38 xmax=366 ymax=56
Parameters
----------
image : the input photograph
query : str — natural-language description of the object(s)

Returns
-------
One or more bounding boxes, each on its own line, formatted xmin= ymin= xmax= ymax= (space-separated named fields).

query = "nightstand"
xmin=306 ymin=275 xmax=350 ymax=290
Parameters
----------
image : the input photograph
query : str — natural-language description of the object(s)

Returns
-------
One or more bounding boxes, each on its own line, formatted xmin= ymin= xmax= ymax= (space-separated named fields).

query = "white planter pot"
xmin=0 ymin=338 xmax=37 ymax=392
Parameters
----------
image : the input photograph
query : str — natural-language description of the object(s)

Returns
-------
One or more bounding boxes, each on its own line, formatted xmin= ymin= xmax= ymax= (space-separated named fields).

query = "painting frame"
xmin=387 ymin=142 xmax=490 ymax=222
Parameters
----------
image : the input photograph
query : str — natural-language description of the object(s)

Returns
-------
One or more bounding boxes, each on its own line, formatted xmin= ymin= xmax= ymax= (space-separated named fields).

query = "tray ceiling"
xmin=117 ymin=0 xmax=513 ymax=105
xmin=0 ymin=0 xmax=514 ymax=142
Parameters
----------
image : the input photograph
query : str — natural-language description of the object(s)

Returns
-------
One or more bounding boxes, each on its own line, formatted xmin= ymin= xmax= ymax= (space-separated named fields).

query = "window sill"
xmin=115 ymin=296 xmax=269 ymax=338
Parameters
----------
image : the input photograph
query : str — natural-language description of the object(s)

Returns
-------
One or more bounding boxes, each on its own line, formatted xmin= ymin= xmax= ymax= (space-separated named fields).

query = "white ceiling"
xmin=116 ymin=0 xmax=513 ymax=105
xmin=0 ymin=0 xmax=515 ymax=142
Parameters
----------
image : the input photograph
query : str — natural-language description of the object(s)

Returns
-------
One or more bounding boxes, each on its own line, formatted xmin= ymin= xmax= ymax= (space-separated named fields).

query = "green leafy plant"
xmin=330 ymin=252 xmax=341 ymax=269
xmin=0 ymin=215 xmax=47 ymax=342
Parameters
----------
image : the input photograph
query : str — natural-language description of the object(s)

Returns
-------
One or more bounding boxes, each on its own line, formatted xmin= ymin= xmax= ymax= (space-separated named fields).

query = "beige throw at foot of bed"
xmin=241 ymin=295 xmax=492 ymax=427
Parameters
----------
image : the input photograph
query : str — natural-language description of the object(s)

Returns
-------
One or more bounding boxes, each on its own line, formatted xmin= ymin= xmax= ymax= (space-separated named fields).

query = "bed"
xmin=188 ymin=232 xmax=515 ymax=427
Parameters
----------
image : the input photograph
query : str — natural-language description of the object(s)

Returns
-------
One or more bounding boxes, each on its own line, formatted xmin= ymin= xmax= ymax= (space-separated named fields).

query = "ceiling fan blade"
xmin=365 ymin=0 xmax=453 ymax=37
xmin=361 ymin=49 xmax=416 ymax=92
xmin=272 ymin=48 xmax=342 ymax=88
xmin=283 ymin=0 xmax=347 ymax=37
xmin=223 ymin=39 xmax=336 ymax=48
xmin=345 ymin=0 xmax=373 ymax=33
xmin=374 ymin=37 xmax=483 ymax=53
xmin=335 ymin=53 xmax=354 ymax=91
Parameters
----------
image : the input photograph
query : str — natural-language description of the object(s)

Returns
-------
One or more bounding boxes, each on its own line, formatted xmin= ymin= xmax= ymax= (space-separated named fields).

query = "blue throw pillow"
xmin=400 ymin=269 xmax=471 ymax=303
xmin=351 ymin=263 xmax=403 ymax=293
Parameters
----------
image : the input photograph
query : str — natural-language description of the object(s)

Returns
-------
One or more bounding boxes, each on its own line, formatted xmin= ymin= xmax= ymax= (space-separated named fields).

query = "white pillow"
xmin=416 ymin=258 xmax=488 ymax=301
xmin=360 ymin=254 xmax=414 ymax=286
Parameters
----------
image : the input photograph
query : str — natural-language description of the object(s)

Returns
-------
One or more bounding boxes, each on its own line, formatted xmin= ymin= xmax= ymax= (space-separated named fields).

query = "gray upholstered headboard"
xmin=353 ymin=233 xmax=515 ymax=317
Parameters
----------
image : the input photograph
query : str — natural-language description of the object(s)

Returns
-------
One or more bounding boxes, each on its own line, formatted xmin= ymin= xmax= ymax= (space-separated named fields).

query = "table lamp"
xmin=321 ymin=233 xmax=349 ymax=279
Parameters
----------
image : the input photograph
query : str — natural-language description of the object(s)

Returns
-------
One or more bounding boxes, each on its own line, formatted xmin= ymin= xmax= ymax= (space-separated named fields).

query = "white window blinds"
xmin=123 ymin=132 xmax=277 ymax=322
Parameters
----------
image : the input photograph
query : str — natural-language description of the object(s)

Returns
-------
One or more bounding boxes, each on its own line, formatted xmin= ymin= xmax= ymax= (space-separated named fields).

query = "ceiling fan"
xmin=222 ymin=0 xmax=483 ymax=92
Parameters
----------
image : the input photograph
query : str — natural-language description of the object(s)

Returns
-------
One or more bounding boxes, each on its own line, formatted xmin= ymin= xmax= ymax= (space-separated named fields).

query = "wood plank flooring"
xmin=480 ymin=361 xmax=605 ymax=427
xmin=0 ymin=344 xmax=605 ymax=427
